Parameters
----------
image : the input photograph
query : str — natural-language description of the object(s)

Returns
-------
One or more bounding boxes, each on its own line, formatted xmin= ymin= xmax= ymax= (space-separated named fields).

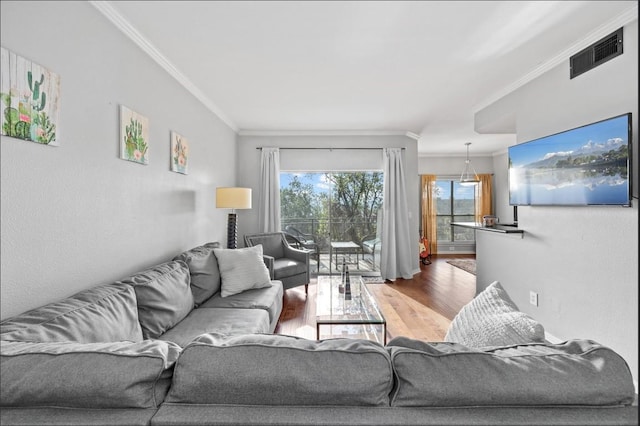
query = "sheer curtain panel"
xmin=258 ymin=147 xmax=281 ymax=233
xmin=380 ymin=148 xmax=413 ymax=281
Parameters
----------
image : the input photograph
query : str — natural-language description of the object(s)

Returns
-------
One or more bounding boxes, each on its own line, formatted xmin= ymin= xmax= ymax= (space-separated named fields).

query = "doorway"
xmin=280 ymin=171 xmax=383 ymax=276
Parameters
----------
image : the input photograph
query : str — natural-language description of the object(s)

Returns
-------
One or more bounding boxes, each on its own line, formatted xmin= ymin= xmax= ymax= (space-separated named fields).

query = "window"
xmin=435 ymin=180 xmax=475 ymax=242
xmin=280 ymin=171 xmax=383 ymax=275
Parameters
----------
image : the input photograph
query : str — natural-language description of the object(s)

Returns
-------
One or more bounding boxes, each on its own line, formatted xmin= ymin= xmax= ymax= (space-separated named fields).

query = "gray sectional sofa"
xmin=1 ymin=242 xmax=638 ymax=425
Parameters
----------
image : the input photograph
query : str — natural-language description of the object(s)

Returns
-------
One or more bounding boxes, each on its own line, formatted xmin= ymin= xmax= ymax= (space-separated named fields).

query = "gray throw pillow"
xmin=444 ymin=281 xmax=545 ymax=347
xmin=118 ymin=260 xmax=194 ymax=339
xmin=173 ymin=242 xmax=221 ymax=306
xmin=213 ymin=245 xmax=272 ymax=297
xmin=0 ymin=283 xmax=143 ymax=343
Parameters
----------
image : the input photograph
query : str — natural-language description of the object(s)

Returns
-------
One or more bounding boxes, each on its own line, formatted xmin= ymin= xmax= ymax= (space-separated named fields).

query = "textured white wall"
xmin=476 ymin=21 xmax=639 ymax=385
xmin=0 ymin=2 xmax=237 ymax=319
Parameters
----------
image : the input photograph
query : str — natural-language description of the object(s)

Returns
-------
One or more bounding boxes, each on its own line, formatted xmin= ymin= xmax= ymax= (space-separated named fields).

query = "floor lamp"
xmin=216 ymin=187 xmax=252 ymax=249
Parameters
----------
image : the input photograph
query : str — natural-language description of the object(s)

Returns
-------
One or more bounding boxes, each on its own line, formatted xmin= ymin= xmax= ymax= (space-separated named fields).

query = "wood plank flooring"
xmin=275 ymin=254 xmax=476 ymax=342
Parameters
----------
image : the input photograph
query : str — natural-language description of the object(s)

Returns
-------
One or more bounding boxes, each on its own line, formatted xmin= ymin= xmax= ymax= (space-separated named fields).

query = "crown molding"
xmin=89 ymin=1 xmax=238 ymax=132
xmin=474 ymin=5 xmax=638 ymax=113
xmin=237 ymin=129 xmax=410 ymax=137
xmin=405 ymin=131 xmax=421 ymax=140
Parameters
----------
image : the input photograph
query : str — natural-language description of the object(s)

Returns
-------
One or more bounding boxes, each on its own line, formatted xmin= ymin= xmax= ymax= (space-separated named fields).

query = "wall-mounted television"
xmin=508 ymin=113 xmax=632 ymax=206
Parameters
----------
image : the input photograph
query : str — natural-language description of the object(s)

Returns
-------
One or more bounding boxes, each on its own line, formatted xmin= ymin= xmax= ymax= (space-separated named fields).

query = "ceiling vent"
xmin=570 ymin=28 xmax=623 ymax=79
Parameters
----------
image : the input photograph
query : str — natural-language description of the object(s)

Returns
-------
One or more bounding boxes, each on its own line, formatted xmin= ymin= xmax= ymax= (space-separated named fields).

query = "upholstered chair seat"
xmin=244 ymin=232 xmax=310 ymax=294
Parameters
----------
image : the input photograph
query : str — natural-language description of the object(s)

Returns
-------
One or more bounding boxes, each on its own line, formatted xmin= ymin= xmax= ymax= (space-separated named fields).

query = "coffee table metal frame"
xmin=315 ymin=275 xmax=387 ymax=344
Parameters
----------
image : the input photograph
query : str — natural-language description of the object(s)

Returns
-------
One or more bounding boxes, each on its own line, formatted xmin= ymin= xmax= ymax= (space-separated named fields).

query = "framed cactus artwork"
xmin=119 ymin=105 xmax=149 ymax=165
xmin=170 ymin=131 xmax=189 ymax=174
xmin=0 ymin=47 xmax=61 ymax=146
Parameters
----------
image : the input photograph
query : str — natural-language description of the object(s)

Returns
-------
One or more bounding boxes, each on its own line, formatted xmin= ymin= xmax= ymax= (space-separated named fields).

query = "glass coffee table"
xmin=316 ymin=275 xmax=387 ymax=344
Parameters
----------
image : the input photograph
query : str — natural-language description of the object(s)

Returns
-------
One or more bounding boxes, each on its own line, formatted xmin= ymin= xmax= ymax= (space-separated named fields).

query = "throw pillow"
xmin=117 ymin=260 xmax=194 ymax=339
xmin=213 ymin=245 xmax=272 ymax=298
xmin=444 ymin=281 xmax=545 ymax=347
xmin=173 ymin=242 xmax=221 ymax=306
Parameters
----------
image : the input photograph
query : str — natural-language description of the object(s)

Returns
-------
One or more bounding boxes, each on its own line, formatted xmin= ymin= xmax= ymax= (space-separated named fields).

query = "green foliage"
xmin=14 ymin=120 xmax=29 ymax=139
xmin=31 ymin=111 xmax=56 ymax=144
xmin=1 ymin=71 xmax=55 ymax=143
xmin=2 ymin=103 xmax=19 ymax=137
xmin=280 ymin=175 xmax=323 ymax=220
xmin=27 ymin=71 xmax=46 ymax=112
xmin=124 ymin=118 xmax=147 ymax=162
xmin=327 ymin=172 xmax=383 ymax=242
xmin=280 ymin=172 xmax=383 ymax=247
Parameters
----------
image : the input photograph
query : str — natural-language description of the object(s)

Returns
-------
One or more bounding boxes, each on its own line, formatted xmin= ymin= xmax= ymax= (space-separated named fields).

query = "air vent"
xmin=570 ymin=28 xmax=623 ymax=79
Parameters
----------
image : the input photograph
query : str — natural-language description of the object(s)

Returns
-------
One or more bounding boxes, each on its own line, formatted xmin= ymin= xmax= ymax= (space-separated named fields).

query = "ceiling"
xmin=95 ymin=1 xmax=637 ymax=156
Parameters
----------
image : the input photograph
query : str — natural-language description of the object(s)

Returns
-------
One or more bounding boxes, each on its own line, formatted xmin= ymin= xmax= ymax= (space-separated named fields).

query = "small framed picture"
xmin=170 ymin=131 xmax=189 ymax=174
xmin=1 ymin=47 xmax=61 ymax=146
xmin=120 ymin=105 xmax=149 ymax=165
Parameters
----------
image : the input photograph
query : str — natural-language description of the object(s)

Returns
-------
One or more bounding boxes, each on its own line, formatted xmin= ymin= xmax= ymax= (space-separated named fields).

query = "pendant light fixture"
xmin=459 ymin=142 xmax=479 ymax=186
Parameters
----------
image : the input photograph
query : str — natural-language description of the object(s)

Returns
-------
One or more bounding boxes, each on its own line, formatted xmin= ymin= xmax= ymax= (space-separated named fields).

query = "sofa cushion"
xmin=198 ymin=280 xmax=283 ymax=326
xmin=157 ymin=308 xmax=270 ymax=347
xmin=173 ymin=242 xmax=221 ymax=306
xmin=118 ymin=260 xmax=194 ymax=339
xmin=166 ymin=334 xmax=393 ymax=406
xmin=273 ymin=258 xmax=306 ymax=280
xmin=213 ymin=245 xmax=272 ymax=297
xmin=0 ymin=339 xmax=181 ymax=409
xmin=387 ymin=337 xmax=636 ymax=407
xmin=445 ymin=281 xmax=545 ymax=347
xmin=0 ymin=283 xmax=143 ymax=343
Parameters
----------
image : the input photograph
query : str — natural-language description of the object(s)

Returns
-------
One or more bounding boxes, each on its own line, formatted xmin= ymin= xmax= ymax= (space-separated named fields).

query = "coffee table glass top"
xmin=316 ymin=275 xmax=386 ymax=343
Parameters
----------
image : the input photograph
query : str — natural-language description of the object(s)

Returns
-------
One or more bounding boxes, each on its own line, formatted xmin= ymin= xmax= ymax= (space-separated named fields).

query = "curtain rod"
xmin=256 ymin=147 xmax=405 ymax=150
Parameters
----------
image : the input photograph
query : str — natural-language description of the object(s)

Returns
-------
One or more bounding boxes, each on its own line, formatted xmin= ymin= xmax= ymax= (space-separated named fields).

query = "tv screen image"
xmin=509 ymin=113 xmax=631 ymax=206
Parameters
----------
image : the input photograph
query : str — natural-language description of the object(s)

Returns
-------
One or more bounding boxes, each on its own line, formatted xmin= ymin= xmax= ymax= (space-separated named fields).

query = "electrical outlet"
xmin=529 ymin=291 xmax=538 ymax=306
xmin=449 ymin=246 xmax=455 ymax=251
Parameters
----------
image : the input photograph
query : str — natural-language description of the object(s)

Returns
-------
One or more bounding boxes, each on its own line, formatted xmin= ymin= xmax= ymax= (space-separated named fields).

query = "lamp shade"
xmin=216 ymin=187 xmax=252 ymax=209
xmin=459 ymin=142 xmax=479 ymax=186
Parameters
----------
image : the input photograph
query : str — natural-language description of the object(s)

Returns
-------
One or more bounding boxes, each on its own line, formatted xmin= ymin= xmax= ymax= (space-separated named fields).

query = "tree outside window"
xmin=435 ymin=180 xmax=475 ymax=242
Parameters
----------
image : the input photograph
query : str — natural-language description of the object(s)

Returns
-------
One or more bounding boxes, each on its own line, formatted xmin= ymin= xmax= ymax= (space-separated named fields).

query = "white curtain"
xmin=380 ymin=148 xmax=413 ymax=281
xmin=258 ymin=147 xmax=281 ymax=232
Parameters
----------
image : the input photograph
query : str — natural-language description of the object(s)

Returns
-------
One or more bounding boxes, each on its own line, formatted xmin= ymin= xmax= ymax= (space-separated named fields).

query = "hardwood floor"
xmin=275 ymin=254 xmax=477 ymax=342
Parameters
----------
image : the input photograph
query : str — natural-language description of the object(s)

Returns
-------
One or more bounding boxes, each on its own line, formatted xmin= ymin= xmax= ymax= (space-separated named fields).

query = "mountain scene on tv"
xmin=509 ymin=115 xmax=630 ymax=206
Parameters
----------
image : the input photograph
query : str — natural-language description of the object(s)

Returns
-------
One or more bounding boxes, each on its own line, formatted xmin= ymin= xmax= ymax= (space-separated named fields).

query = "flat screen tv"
xmin=508 ymin=113 xmax=632 ymax=206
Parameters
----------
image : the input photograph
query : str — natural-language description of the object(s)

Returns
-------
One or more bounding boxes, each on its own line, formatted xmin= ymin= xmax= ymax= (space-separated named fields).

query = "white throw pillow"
xmin=444 ymin=281 xmax=545 ymax=347
xmin=213 ymin=245 xmax=272 ymax=298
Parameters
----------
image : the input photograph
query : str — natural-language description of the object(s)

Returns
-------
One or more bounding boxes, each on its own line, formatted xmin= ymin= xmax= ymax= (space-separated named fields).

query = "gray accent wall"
xmin=475 ymin=21 xmax=638 ymax=385
xmin=1 ymin=2 xmax=237 ymax=319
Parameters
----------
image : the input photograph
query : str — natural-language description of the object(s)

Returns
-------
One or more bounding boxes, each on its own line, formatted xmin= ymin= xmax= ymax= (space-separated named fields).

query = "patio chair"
xmin=360 ymin=233 xmax=381 ymax=269
xmin=244 ymin=232 xmax=310 ymax=294
xmin=284 ymin=225 xmax=320 ymax=268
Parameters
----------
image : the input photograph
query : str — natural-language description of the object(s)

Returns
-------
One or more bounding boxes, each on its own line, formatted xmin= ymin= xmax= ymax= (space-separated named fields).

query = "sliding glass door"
xmin=280 ymin=171 xmax=383 ymax=276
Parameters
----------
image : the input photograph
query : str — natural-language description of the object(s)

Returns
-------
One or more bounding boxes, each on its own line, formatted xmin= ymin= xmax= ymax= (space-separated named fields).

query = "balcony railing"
xmin=281 ymin=218 xmax=380 ymax=275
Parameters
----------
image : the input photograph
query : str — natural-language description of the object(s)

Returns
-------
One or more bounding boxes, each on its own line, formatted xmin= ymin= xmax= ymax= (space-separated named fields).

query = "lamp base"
xmin=227 ymin=213 xmax=238 ymax=249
